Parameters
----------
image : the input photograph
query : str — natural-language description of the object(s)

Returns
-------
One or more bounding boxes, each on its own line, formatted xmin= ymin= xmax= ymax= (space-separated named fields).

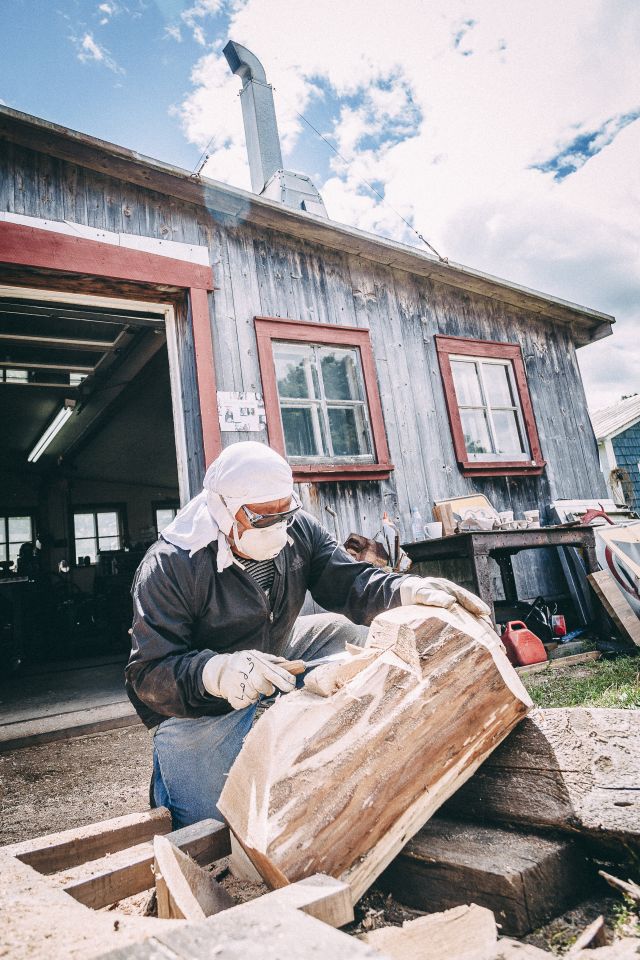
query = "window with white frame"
xmin=73 ymin=510 xmax=122 ymax=564
xmin=272 ymin=341 xmax=374 ymax=461
xmin=0 ymin=515 xmax=34 ymax=567
xmin=154 ymin=504 xmax=178 ymax=535
xmin=450 ymin=355 xmax=530 ymax=460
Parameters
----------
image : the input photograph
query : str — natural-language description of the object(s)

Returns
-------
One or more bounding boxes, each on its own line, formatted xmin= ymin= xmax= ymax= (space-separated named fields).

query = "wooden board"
xmin=219 ymin=604 xmax=531 ymax=903
xmin=381 ymin=817 xmax=591 ymax=936
xmin=515 ymin=650 xmax=601 ymax=676
xmin=363 ymin=903 xmax=497 ymax=960
xmin=588 ymin=571 xmax=640 ymax=647
xmin=445 ymin=708 xmax=640 ymax=849
xmin=5 ymin=807 xmax=172 ymax=874
xmin=50 ymin=818 xmax=231 ymax=909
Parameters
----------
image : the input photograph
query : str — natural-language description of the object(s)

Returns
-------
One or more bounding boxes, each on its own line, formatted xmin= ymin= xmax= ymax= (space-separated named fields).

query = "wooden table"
xmin=403 ymin=527 xmax=600 ymax=625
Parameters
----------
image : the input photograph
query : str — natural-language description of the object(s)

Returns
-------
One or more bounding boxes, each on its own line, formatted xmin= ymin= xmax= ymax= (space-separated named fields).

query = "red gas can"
xmin=501 ymin=621 xmax=548 ymax=667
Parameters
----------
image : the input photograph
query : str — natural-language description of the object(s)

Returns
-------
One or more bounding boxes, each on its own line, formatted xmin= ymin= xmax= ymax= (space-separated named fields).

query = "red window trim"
xmin=435 ymin=335 xmax=546 ymax=477
xmin=0 ymin=220 xmax=222 ymax=467
xmin=254 ymin=316 xmax=393 ymax=483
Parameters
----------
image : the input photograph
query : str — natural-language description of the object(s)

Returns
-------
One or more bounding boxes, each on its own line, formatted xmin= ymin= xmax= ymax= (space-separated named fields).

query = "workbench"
xmin=403 ymin=527 xmax=600 ymax=625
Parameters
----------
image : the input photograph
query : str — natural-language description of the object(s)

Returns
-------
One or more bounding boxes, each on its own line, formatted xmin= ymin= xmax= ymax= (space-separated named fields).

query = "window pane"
xmin=460 ymin=409 xmax=493 ymax=455
xmin=319 ymin=347 xmax=364 ymax=402
xmin=451 ymin=361 xmax=483 ymax=406
xmin=493 ymin=410 xmax=527 ymax=456
xmin=98 ymin=536 xmax=120 ymax=552
xmin=327 ymin=406 xmax=372 ymax=457
xmin=156 ymin=509 xmax=176 ymax=532
xmin=74 ymin=513 xmax=95 ymax=539
xmin=281 ymin=407 xmax=324 ymax=457
xmin=97 ymin=512 xmax=118 ymax=537
xmin=8 ymin=516 xmax=32 ymax=543
xmin=483 ymin=362 xmax=514 ymax=408
xmin=273 ymin=343 xmax=319 ymax=399
xmin=75 ymin=538 xmax=98 ymax=564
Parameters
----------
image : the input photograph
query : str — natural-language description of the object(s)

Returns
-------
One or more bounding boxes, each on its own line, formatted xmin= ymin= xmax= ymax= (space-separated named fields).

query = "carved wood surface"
xmin=219 ymin=604 xmax=531 ymax=902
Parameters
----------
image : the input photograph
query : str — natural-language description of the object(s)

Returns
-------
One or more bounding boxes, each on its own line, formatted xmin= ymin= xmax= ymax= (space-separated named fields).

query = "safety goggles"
xmin=238 ymin=491 xmax=302 ymax=529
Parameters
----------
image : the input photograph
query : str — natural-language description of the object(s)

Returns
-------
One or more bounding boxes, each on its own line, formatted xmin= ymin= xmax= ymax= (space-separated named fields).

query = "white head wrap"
xmin=161 ymin=441 xmax=294 ymax=571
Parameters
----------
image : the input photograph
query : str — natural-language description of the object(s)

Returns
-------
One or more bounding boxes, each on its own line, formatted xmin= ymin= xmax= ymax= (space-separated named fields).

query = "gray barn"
xmin=0 ymin=88 xmax=613 ymax=670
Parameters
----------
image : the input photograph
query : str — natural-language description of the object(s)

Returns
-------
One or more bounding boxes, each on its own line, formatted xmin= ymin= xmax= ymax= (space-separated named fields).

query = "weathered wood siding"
xmin=1 ymin=142 xmax=607 ymax=599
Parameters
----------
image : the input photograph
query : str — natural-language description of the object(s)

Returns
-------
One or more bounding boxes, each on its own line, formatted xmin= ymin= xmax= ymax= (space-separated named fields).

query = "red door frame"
xmin=0 ymin=221 xmax=222 ymax=467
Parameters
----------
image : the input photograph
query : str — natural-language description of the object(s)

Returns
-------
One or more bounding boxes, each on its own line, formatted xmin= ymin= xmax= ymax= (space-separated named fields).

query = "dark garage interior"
xmin=0 ymin=293 xmax=181 ymax=689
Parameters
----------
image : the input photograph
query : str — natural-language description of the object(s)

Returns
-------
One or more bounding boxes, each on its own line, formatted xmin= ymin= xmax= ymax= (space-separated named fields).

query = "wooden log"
xmin=363 ymin=903 xmax=497 ymax=960
xmin=219 ymin=604 xmax=531 ymax=903
xmin=4 ymin=807 xmax=172 ymax=874
xmin=445 ymin=708 xmax=640 ymax=849
xmin=154 ymin=834 xmax=234 ymax=920
xmin=588 ymin=571 xmax=640 ymax=647
xmin=381 ymin=817 xmax=591 ymax=937
xmin=53 ymin=819 xmax=231 ymax=909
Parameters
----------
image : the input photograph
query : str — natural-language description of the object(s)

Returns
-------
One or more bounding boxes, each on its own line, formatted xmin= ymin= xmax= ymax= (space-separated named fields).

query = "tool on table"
xmin=282 ymin=651 xmax=351 ymax=675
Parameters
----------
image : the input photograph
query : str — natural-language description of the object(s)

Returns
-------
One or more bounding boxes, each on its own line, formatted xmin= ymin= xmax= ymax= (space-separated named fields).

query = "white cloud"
xmin=164 ymin=23 xmax=183 ymax=42
xmin=176 ymin=0 xmax=639 ymax=407
xmin=73 ymin=32 xmax=124 ymax=74
xmin=181 ymin=0 xmax=224 ymax=44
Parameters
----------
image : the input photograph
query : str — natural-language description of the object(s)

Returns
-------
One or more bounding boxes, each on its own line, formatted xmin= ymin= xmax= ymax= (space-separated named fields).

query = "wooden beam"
xmin=446 ymin=708 xmax=640 ymax=849
xmin=515 ymin=650 xmax=601 ymax=676
xmin=588 ymin=571 xmax=640 ymax=648
xmin=363 ymin=904 xmax=497 ymax=960
xmin=56 ymin=819 xmax=231 ymax=909
xmin=382 ymin=817 xmax=591 ymax=937
xmin=5 ymin=807 xmax=172 ymax=874
xmin=219 ymin=604 xmax=531 ymax=904
xmin=0 ymin=221 xmax=214 ymax=290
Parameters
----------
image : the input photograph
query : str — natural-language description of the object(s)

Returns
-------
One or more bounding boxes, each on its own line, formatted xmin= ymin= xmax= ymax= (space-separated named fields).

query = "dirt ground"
xmin=1 ymin=724 xmax=638 ymax=956
xmin=0 ymin=724 xmax=150 ymax=846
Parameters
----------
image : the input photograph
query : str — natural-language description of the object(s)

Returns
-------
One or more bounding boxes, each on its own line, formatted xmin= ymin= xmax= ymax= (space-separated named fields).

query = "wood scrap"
xmin=588 ymin=571 xmax=640 ymax=647
xmin=445 ymin=708 xmax=640 ymax=849
xmin=599 ymin=870 xmax=640 ymax=903
xmin=219 ymin=604 xmax=531 ymax=903
xmin=516 ymin=651 xmax=601 ymax=676
xmin=363 ymin=903 xmax=497 ymax=960
xmin=381 ymin=817 xmax=591 ymax=936
xmin=568 ymin=915 xmax=607 ymax=955
xmin=153 ymin=834 xmax=234 ymax=920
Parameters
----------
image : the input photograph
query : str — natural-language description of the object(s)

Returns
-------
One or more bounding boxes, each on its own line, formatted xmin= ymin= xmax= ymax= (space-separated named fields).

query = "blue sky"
xmin=1 ymin=0 xmax=639 ymax=408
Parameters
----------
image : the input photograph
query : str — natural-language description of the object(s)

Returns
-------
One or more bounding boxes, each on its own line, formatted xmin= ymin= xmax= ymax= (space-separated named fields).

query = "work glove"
xmin=400 ymin=575 xmax=492 ymax=621
xmin=202 ymin=649 xmax=296 ymax=710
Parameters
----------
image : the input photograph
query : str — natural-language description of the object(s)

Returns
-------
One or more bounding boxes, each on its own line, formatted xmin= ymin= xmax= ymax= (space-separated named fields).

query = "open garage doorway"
xmin=0 ymin=287 xmax=190 ymax=746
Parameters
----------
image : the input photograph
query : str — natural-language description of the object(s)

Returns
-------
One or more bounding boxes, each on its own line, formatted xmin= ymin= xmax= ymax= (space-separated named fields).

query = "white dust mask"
xmin=236 ymin=521 xmax=289 ymax=561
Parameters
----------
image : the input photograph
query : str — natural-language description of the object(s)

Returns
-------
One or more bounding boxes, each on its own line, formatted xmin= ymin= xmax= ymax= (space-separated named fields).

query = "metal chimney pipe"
xmin=223 ymin=40 xmax=284 ymax=194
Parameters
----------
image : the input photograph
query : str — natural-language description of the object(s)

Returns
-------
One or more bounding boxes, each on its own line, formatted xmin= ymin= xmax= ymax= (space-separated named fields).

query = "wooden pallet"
xmin=0 ymin=807 xmax=362 ymax=960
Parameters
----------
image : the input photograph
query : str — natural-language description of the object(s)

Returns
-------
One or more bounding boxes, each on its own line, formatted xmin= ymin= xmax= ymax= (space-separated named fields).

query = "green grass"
xmin=524 ymin=654 xmax=640 ymax=709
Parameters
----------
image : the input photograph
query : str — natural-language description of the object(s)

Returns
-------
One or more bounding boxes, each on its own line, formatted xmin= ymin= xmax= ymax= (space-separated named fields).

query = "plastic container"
xmin=410 ymin=507 xmax=423 ymax=541
xmin=501 ymin=621 xmax=548 ymax=667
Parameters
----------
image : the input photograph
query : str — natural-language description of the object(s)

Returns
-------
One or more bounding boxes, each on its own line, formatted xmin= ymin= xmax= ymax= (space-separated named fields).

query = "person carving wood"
xmin=125 ymin=441 xmax=490 ymax=828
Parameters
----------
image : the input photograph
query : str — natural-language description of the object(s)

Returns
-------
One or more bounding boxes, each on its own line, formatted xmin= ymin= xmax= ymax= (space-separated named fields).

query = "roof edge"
xmin=0 ymin=105 xmax=615 ymax=346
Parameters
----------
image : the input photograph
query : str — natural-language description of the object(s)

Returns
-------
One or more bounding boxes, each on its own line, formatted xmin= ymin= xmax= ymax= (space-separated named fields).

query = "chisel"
xmin=282 ymin=651 xmax=351 ymax=676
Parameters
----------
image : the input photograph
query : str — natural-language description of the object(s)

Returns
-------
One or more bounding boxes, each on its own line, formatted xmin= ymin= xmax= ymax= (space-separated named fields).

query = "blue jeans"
xmin=152 ymin=613 xmax=368 ymax=828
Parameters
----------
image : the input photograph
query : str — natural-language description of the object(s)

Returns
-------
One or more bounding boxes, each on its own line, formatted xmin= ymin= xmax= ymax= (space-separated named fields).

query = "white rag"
xmin=161 ymin=441 xmax=293 ymax=571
